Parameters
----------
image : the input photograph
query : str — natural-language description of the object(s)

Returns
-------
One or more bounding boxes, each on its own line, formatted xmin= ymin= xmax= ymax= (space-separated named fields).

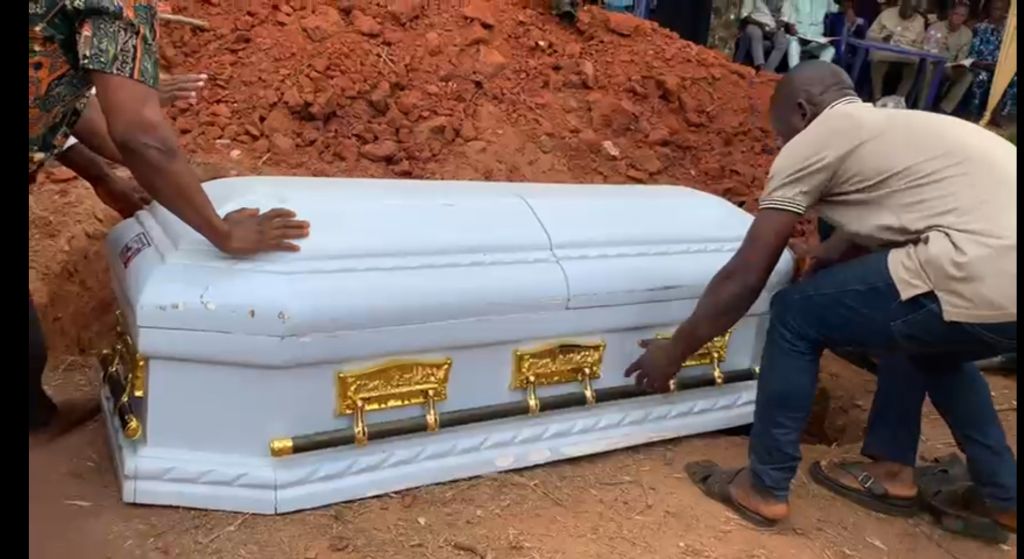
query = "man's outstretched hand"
xmin=217 ymin=208 xmax=310 ymax=256
xmin=93 ymin=175 xmax=152 ymax=219
xmin=625 ymin=337 xmax=686 ymax=393
xmin=625 ymin=209 xmax=801 ymax=393
xmin=159 ymin=73 xmax=206 ymax=107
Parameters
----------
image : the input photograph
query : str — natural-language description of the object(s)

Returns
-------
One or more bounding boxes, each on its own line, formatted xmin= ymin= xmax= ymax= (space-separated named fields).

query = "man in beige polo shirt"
xmin=867 ymin=0 xmax=927 ymax=100
xmin=918 ymin=2 xmax=975 ymax=112
xmin=625 ymin=61 xmax=1016 ymax=539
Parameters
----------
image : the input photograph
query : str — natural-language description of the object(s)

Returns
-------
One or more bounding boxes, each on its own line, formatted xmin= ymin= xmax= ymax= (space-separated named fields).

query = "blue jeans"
xmin=749 ymin=250 xmax=1017 ymax=511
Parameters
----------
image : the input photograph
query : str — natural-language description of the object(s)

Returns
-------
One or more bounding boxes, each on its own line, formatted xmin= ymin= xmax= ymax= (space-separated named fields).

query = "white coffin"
xmin=100 ymin=177 xmax=794 ymax=514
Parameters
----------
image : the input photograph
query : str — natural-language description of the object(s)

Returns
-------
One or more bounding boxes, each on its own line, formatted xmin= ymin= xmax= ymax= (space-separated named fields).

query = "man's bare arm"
xmin=71 ymin=95 xmax=124 ymax=165
xmin=72 ymin=73 xmax=207 ymax=165
xmin=55 ymin=143 xmax=114 ymax=186
xmin=55 ymin=143 xmax=151 ymax=219
xmin=668 ymin=209 xmax=800 ymax=357
xmin=90 ymin=72 xmax=231 ymax=247
xmin=90 ymin=72 xmax=308 ymax=255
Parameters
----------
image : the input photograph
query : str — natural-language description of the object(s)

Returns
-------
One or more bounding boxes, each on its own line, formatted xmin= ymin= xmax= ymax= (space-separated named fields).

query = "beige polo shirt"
xmin=760 ymin=98 xmax=1017 ymax=323
xmin=927 ymin=21 xmax=973 ymax=62
xmin=867 ymin=7 xmax=927 ymax=50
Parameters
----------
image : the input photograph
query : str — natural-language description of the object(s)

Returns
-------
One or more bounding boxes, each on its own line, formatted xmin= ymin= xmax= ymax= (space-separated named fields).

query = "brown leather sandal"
xmin=808 ymin=460 xmax=918 ymax=517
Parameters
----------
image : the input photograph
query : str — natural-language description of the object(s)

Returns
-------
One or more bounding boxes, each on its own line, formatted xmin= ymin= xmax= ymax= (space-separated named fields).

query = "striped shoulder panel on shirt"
xmin=759 ymin=197 xmax=808 ymax=215
xmin=824 ymin=96 xmax=863 ymax=111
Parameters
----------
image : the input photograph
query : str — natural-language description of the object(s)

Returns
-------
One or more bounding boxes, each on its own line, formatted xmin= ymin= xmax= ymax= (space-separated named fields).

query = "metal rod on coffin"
xmin=268 ymin=366 xmax=759 ymax=457
xmin=99 ymin=349 xmax=143 ymax=440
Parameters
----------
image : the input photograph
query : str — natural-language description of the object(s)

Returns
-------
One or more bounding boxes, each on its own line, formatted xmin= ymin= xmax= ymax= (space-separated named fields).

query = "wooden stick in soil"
xmin=451 ymin=540 xmax=492 ymax=559
xmin=158 ymin=13 xmax=211 ymax=29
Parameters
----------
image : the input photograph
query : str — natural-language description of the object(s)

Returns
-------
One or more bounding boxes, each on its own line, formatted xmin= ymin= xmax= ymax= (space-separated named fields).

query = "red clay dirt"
xmin=28 ymin=2 xmax=1014 ymax=558
xmin=159 ymin=0 xmax=783 ymax=202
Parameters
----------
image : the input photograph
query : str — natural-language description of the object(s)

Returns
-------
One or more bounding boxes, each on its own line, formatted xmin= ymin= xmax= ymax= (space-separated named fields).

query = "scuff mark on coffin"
xmin=643 ymin=284 xmax=687 ymax=292
xmin=199 ymin=286 xmax=217 ymax=311
xmin=493 ymin=448 xmax=553 ymax=469
xmin=560 ymin=434 xmax=666 ymax=457
xmin=577 ymin=284 xmax=698 ymax=297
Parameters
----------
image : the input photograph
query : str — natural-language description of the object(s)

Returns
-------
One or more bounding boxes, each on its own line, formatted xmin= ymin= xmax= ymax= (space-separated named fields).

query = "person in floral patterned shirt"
xmin=964 ymin=0 xmax=1016 ymax=122
xmin=29 ymin=0 xmax=310 ymax=438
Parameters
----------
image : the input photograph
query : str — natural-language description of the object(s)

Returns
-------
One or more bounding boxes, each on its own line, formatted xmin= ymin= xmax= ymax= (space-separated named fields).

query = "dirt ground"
xmin=29 ymin=353 xmax=1017 ymax=559
xmin=28 ymin=2 xmax=1018 ymax=558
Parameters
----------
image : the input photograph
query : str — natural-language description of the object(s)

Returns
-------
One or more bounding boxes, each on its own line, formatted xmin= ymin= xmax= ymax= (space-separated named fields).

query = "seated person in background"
xmin=737 ymin=0 xmax=795 ymax=73
xmin=917 ymin=2 xmax=974 ymax=112
xmin=787 ymin=0 xmax=838 ymax=68
xmin=827 ymin=0 xmax=868 ymax=64
xmin=852 ymin=0 xmax=882 ymax=25
xmin=840 ymin=0 xmax=868 ymax=34
xmin=964 ymin=0 xmax=1016 ymax=123
xmin=867 ymin=0 xmax=927 ymax=100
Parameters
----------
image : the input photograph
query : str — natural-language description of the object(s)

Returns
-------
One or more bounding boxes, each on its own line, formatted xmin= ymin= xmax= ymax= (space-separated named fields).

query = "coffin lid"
xmin=107 ymin=178 xmax=791 ymax=337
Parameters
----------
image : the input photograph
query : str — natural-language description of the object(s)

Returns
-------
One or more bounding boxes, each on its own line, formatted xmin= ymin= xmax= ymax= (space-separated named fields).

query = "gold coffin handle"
xmin=114 ymin=310 xmax=148 ymax=399
xmin=511 ymin=342 xmax=606 ymax=415
xmin=654 ymin=330 xmax=733 ymax=387
xmin=336 ymin=358 xmax=452 ymax=446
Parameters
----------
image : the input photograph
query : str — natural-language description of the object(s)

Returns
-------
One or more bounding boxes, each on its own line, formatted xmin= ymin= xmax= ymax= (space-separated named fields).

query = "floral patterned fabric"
xmin=28 ymin=0 xmax=160 ymax=176
xmin=965 ymin=21 xmax=1017 ymax=118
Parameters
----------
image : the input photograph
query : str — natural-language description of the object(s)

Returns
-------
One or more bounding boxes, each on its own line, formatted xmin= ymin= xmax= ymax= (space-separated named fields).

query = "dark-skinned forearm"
xmin=55 ymin=144 xmax=114 ymax=187
xmin=669 ymin=263 xmax=766 ymax=358
xmin=72 ymin=96 xmax=125 ymax=165
xmin=114 ymin=124 xmax=229 ymax=247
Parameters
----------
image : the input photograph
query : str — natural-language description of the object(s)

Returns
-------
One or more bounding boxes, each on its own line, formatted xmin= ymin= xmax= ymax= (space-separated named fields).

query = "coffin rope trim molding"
xmin=130 ymin=388 xmax=755 ymax=488
xmin=166 ymin=242 xmax=746 ymax=274
xmin=554 ymin=241 xmax=743 ymax=260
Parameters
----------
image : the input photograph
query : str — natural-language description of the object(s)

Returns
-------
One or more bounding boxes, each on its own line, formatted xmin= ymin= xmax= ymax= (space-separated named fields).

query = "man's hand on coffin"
xmin=220 ymin=207 xmax=310 ymax=255
xmin=92 ymin=174 xmax=152 ymax=220
xmin=89 ymin=73 xmax=309 ymax=255
xmin=626 ymin=209 xmax=800 ymax=392
xmin=625 ymin=338 xmax=689 ymax=393
xmin=55 ymin=143 xmax=152 ymax=219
